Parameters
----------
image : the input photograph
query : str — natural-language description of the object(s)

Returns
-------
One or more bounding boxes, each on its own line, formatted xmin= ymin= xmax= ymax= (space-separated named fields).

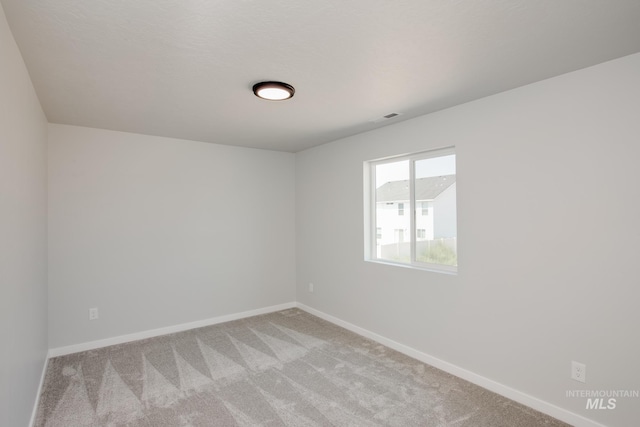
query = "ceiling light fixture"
xmin=252 ymin=81 xmax=295 ymax=101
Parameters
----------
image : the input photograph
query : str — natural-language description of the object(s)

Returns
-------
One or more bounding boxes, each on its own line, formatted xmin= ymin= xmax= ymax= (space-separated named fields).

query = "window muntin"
xmin=368 ymin=148 xmax=457 ymax=273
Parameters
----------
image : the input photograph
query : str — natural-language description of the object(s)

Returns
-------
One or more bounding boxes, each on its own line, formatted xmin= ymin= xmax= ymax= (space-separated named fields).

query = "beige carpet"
xmin=35 ymin=308 xmax=569 ymax=426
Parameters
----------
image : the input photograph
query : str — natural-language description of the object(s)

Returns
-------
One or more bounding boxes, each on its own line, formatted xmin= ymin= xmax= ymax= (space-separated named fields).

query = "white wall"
xmin=433 ymin=183 xmax=456 ymax=239
xmin=0 ymin=4 xmax=48 ymax=427
xmin=296 ymin=53 xmax=640 ymax=427
xmin=48 ymin=125 xmax=296 ymax=348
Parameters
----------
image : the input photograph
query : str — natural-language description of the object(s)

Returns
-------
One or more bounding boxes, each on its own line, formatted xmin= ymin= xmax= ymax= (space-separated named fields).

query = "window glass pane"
xmin=375 ymin=160 xmax=411 ymax=263
xmin=414 ymin=155 xmax=457 ymax=266
xmin=367 ymin=148 xmax=457 ymax=273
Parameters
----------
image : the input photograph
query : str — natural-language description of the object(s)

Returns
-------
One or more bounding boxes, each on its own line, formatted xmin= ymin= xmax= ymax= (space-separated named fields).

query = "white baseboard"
xmin=296 ymin=303 xmax=605 ymax=427
xmin=48 ymin=302 xmax=296 ymax=357
xmin=29 ymin=353 xmax=49 ymax=427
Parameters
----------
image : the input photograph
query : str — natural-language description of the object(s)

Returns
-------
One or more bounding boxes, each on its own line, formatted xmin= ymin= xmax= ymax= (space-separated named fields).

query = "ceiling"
xmin=3 ymin=1 xmax=640 ymax=152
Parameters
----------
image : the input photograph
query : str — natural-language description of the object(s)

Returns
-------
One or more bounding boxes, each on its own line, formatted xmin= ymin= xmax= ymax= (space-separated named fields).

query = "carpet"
xmin=34 ymin=308 xmax=569 ymax=426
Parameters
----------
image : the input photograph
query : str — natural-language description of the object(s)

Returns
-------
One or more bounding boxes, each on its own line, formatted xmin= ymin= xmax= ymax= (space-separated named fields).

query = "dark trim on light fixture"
xmin=252 ymin=81 xmax=295 ymax=101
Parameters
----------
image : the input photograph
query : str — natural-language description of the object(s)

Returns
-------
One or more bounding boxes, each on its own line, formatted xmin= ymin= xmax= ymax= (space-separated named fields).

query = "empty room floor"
xmin=35 ymin=309 xmax=569 ymax=426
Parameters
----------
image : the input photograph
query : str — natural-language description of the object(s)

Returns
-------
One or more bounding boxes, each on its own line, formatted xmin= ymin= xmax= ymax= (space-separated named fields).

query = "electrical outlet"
xmin=571 ymin=361 xmax=586 ymax=383
xmin=89 ymin=307 xmax=99 ymax=320
xmin=308 ymin=283 xmax=314 ymax=293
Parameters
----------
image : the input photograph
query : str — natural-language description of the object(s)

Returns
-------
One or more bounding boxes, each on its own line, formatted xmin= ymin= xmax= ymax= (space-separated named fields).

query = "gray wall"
xmin=48 ymin=124 xmax=296 ymax=348
xmin=3 ymin=4 xmax=638 ymax=423
xmin=0 ymin=5 xmax=48 ymax=427
xmin=296 ymin=53 xmax=640 ymax=426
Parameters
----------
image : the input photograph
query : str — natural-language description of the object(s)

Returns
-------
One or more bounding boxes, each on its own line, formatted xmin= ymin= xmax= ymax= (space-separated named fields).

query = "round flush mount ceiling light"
xmin=252 ymin=81 xmax=295 ymax=101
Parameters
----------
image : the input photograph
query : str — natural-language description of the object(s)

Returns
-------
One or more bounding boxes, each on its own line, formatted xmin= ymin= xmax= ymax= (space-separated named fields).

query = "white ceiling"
xmin=3 ymin=0 xmax=640 ymax=152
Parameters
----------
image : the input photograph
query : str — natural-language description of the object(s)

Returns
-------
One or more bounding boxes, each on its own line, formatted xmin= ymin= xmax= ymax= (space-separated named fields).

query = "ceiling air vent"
xmin=369 ymin=112 xmax=403 ymax=124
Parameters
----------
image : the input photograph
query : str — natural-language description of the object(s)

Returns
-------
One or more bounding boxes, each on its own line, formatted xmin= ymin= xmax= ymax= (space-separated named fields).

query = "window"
xmin=421 ymin=202 xmax=429 ymax=215
xmin=366 ymin=147 xmax=457 ymax=273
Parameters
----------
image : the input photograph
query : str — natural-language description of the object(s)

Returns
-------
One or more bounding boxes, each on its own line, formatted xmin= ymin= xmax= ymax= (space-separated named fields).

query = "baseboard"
xmin=296 ymin=303 xmax=606 ymax=427
xmin=29 ymin=352 xmax=49 ymax=427
xmin=48 ymin=302 xmax=296 ymax=357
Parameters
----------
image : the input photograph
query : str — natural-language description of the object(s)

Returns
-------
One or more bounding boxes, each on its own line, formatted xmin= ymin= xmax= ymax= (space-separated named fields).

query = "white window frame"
xmin=365 ymin=146 xmax=457 ymax=274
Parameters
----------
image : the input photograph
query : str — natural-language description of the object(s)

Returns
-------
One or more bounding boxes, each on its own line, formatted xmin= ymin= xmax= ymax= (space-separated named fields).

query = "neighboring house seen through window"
xmin=366 ymin=147 xmax=457 ymax=273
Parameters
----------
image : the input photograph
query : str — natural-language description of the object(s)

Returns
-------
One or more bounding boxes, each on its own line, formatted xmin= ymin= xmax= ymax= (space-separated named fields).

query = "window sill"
xmin=365 ymin=259 xmax=457 ymax=275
